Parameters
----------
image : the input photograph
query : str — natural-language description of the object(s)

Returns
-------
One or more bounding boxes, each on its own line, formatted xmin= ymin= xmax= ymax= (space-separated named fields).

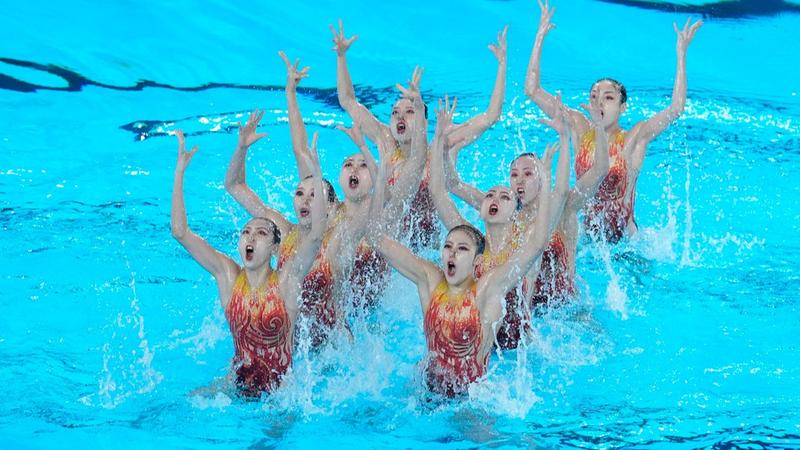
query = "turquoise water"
xmin=2 ymin=0 xmax=799 ymax=448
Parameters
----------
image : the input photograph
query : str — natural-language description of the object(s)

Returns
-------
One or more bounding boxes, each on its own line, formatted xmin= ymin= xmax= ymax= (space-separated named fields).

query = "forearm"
xmin=446 ymin=59 xmax=506 ymax=147
xmin=524 ymin=33 xmax=546 ymax=99
xmin=171 ymin=170 xmax=189 ymax=239
xmin=430 ymin=135 xmax=466 ymax=230
xmin=224 ymin=146 xmax=248 ymax=189
xmin=667 ymin=49 xmax=689 ymax=120
xmin=336 ymin=54 xmax=359 ymax=112
xmin=445 ymin=148 xmax=483 ymax=210
xmin=286 ymin=85 xmax=312 ymax=178
xmin=486 ymin=57 xmax=506 ymax=123
xmin=356 ymin=139 xmax=378 ymax=180
xmin=524 ymin=34 xmax=563 ymax=120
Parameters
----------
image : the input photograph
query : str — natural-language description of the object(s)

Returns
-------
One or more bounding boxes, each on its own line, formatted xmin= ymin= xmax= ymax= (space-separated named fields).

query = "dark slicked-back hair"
xmin=447 ymin=224 xmax=486 ymax=256
xmin=593 ymin=78 xmax=627 ymax=104
xmin=303 ymin=176 xmax=339 ymax=204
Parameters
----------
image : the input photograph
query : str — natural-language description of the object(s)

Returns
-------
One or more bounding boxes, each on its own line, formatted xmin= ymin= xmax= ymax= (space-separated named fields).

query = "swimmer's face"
xmin=390 ymin=98 xmax=423 ymax=145
xmin=509 ymin=155 xmax=541 ymax=207
xmin=590 ymin=80 xmax=627 ymax=128
xmin=480 ymin=186 xmax=517 ymax=224
xmin=238 ymin=218 xmax=276 ymax=269
xmin=293 ymin=178 xmax=319 ymax=227
xmin=338 ymin=154 xmax=373 ymax=201
xmin=441 ymin=229 xmax=479 ymax=285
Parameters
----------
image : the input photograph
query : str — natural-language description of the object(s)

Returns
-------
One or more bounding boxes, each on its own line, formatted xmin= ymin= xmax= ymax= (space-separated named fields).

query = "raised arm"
xmin=280 ymin=133 xmax=328 ymax=303
xmin=567 ymin=102 xmax=609 ymax=212
xmin=171 ymin=131 xmax=239 ymax=306
xmin=224 ymin=110 xmax=292 ymax=236
xmin=278 ymin=51 xmax=313 ymax=179
xmin=445 ymin=26 xmax=508 ymax=148
xmin=630 ymin=18 xmax=702 ymax=165
xmin=330 ymin=20 xmax=392 ymax=147
xmin=385 ymin=67 xmax=428 ymax=206
xmin=524 ymin=0 xmax=587 ymax=130
xmin=538 ymin=95 xmax=574 ymax=227
xmin=430 ymin=96 xmax=469 ymax=230
xmin=363 ymin=152 xmax=441 ymax=307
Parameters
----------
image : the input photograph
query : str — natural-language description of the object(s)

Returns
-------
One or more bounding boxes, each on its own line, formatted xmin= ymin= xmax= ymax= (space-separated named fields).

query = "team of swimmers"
xmin=170 ymin=2 xmax=702 ymax=398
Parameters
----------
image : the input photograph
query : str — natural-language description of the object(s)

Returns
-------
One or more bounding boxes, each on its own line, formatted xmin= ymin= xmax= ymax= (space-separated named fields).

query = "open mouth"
xmin=348 ymin=175 xmax=359 ymax=189
xmin=446 ymin=261 xmax=456 ymax=277
xmin=516 ymin=187 xmax=525 ymax=197
xmin=396 ymin=121 xmax=406 ymax=134
xmin=488 ymin=204 xmax=499 ymax=216
xmin=245 ymin=245 xmax=254 ymax=261
xmin=299 ymin=208 xmax=310 ymax=218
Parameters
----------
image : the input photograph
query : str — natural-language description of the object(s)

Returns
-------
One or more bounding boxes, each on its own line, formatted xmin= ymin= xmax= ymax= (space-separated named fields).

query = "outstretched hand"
xmin=674 ymin=17 xmax=702 ymax=53
xmin=278 ymin=51 xmax=310 ymax=89
xmin=537 ymin=0 xmax=556 ymax=37
xmin=435 ymin=95 xmax=459 ymax=138
xmin=488 ymin=25 xmax=509 ymax=63
xmin=337 ymin=123 xmax=367 ymax=149
xmin=395 ymin=65 xmax=423 ymax=102
xmin=330 ymin=19 xmax=359 ymax=56
xmin=539 ymin=93 xmax=570 ymax=135
xmin=579 ymin=100 xmax=603 ymax=127
xmin=237 ymin=109 xmax=267 ymax=149
xmin=175 ymin=130 xmax=199 ymax=171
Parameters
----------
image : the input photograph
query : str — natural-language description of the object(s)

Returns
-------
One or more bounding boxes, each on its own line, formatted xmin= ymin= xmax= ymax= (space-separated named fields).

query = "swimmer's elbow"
xmin=171 ymin=224 xmax=187 ymax=241
xmin=224 ymin=179 xmax=243 ymax=195
xmin=523 ymin=85 xmax=536 ymax=99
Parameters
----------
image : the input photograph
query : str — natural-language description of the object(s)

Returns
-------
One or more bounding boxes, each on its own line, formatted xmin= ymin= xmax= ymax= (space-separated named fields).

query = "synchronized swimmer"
xmin=170 ymin=2 xmax=702 ymax=398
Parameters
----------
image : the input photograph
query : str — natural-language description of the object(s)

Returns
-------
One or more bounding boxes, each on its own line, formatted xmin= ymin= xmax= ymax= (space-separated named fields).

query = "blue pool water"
xmin=2 ymin=0 xmax=799 ymax=448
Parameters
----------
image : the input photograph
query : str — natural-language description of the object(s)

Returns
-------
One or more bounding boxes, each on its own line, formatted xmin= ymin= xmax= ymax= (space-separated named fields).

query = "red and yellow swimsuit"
xmin=277 ymin=227 xmax=337 ymax=349
xmin=388 ymin=147 xmax=438 ymax=250
xmin=225 ymin=271 xmax=291 ymax=397
xmin=423 ymin=281 xmax=486 ymax=397
xmin=532 ymin=230 xmax=577 ymax=307
xmin=575 ymin=128 xmax=635 ymax=243
xmin=473 ymin=224 xmax=530 ymax=350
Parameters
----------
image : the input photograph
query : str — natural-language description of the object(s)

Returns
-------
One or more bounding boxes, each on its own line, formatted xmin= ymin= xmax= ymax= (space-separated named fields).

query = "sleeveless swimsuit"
xmin=225 ymin=271 xmax=292 ymax=396
xmin=473 ymin=224 xmax=530 ymax=350
xmin=531 ymin=230 xmax=577 ymax=308
xmin=423 ymin=281 xmax=486 ymax=397
xmin=388 ymin=147 xmax=439 ymax=250
xmin=575 ymin=128 xmax=635 ymax=243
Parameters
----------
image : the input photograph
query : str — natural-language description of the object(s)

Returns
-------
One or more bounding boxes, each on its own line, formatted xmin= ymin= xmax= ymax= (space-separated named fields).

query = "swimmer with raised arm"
xmin=331 ymin=20 xmax=509 ymax=250
xmin=278 ymin=50 xmax=389 ymax=314
xmin=429 ymin=96 xmax=570 ymax=348
xmin=171 ymin=130 xmax=327 ymax=397
xmin=366 ymin=106 xmax=566 ymax=398
xmin=225 ymin=55 xmax=415 ymax=347
xmin=525 ymin=0 xmax=702 ymax=243
xmin=447 ymin=97 xmax=603 ymax=309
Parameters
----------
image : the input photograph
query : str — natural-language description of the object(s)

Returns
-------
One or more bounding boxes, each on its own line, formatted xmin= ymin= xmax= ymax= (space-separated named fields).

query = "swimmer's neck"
xmin=342 ymin=195 xmax=369 ymax=213
xmin=485 ymin=221 xmax=513 ymax=253
xmin=602 ymin=122 xmax=623 ymax=135
xmin=519 ymin=202 xmax=538 ymax=222
xmin=446 ymin=276 xmax=475 ymax=296
xmin=244 ymin=264 xmax=272 ymax=289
